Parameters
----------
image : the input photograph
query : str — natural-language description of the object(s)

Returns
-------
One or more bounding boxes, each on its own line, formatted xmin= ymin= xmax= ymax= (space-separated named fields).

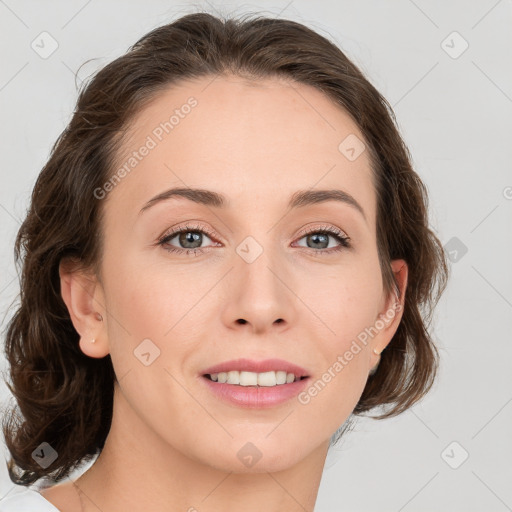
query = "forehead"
xmin=107 ymin=75 xmax=377 ymax=228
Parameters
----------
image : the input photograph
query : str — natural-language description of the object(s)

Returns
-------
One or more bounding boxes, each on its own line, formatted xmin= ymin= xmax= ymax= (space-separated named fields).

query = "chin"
xmin=202 ymin=436 xmax=306 ymax=474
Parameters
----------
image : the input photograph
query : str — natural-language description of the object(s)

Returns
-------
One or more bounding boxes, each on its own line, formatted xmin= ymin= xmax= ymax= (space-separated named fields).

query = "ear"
xmin=59 ymin=257 xmax=109 ymax=358
xmin=371 ymin=259 xmax=408 ymax=356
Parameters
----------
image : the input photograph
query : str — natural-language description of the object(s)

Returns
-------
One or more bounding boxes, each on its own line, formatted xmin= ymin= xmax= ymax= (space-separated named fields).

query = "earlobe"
xmin=78 ymin=330 xmax=110 ymax=359
xmin=59 ymin=258 xmax=109 ymax=358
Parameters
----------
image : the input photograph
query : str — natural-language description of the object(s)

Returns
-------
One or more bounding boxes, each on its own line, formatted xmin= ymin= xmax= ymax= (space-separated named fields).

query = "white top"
xmin=0 ymin=487 xmax=60 ymax=512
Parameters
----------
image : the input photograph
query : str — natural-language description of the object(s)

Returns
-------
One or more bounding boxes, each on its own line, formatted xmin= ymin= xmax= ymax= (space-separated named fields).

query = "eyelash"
xmin=157 ymin=223 xmax=351 ymax=257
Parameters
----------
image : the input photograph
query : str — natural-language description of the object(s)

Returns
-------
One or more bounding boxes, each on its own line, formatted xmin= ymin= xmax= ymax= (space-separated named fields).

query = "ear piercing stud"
xmin=369 ymin=348 xmax=382 ymax=376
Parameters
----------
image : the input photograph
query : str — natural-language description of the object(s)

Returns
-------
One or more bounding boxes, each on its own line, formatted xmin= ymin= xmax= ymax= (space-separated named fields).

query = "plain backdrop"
xmin=0 ymin=1 xmax=511 ymax=511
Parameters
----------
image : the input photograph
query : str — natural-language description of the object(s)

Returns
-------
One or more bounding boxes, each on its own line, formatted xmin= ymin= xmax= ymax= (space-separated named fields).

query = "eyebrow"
xmin=139 ymin=187 xmax=367 ymax=222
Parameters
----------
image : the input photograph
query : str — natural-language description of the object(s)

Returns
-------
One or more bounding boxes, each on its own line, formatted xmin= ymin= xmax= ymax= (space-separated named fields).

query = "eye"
xmin=157 ymin=223 xmax=218 ymax=256
xmin=293 ymin=225 xmax=351 ymax=255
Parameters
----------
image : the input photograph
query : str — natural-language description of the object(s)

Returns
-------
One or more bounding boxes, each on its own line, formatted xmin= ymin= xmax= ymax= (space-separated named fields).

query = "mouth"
xmin=200 ymin=368 xmax=311 ymax=408
xmin=200 ymin=358 xmax=310 ymax=387
xmin=202 ymin=371 xmax=309 ymax=387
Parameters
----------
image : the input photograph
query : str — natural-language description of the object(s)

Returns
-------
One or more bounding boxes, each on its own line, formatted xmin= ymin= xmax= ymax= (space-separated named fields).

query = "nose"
xmin=221 ymin=248 xmax=296 ymax=335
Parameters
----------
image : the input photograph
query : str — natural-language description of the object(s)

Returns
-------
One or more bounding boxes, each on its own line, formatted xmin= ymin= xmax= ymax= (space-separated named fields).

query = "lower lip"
xmin=201 ymin=375 xmax=310 ymax=409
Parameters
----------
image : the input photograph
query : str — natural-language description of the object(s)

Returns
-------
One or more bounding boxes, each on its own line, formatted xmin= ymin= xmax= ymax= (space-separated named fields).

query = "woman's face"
xmin=81 ymin=75 xmax=406 ymax=473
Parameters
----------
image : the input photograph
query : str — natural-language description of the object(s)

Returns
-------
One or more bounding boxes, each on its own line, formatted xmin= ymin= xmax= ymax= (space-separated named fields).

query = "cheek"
xmin=99 ymin=248 xmax=173 ymax=370
xmin=297 ymin=281 xmax=375 ymax=434
xmin=294 ymin=264 xmax=381 ymax=410
xmin=305 ymin=264 xmax=383 ymax=343
xmin=100 ymin=259 xmax=198 ymax=425
xmin=102 ymin=243 xmax=180 ymax=328
xmin=101 ymin=248 xmax=211 ymax=383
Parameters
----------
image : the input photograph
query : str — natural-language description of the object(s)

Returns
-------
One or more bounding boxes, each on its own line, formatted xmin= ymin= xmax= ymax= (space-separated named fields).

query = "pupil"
xmin=309 ymin=233 xmax=328 ymax=249
xmin=180 ymin=231 xmax=201 ymax=248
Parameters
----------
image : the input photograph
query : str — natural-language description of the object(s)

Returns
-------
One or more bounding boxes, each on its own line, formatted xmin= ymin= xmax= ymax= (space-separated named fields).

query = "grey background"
xmin=0 ymin=1 xmax=511 ymax=510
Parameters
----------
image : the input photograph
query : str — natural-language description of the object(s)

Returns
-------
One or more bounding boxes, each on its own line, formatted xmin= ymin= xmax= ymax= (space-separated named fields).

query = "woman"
xmin=1 ymin=11 xmax=449 ymax=512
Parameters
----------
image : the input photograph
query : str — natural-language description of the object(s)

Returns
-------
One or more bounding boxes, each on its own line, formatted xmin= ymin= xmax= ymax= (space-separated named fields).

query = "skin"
xmin=43 ymin=75 xmax=408 ymax=512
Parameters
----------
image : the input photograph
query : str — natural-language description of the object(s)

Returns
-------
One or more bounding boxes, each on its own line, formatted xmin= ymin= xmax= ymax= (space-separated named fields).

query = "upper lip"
xmin=201 ymin=358 xmax=309 ymax=377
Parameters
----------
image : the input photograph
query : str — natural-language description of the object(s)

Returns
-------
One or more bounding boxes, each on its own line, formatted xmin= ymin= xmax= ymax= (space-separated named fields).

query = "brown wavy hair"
xmin=1 ymin=11 xmax=449 ymax=486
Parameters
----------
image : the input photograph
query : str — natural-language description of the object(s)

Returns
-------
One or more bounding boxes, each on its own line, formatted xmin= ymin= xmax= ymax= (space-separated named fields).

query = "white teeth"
xmin=227 ymin=370 xmax=239 ymax=384
xmin=275 ymin=371 xmax=287 ymax=385
xmin=208 ymin=370 xmax=301 ymax=386
xmin=240 ymin=371 xmax=258 ymax=386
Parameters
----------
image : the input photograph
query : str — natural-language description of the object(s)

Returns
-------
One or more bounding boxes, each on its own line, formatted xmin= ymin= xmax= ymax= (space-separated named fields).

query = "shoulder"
xmin=0 ymin=486 xmax=61 ymax=512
